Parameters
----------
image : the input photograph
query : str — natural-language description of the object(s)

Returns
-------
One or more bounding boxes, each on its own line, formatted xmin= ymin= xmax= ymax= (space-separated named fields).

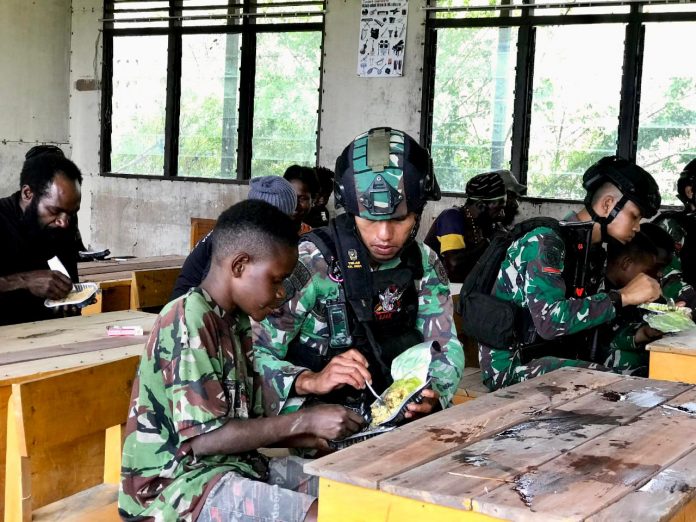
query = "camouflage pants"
xmin=198 ymin=456 xmax=317 ymax=522
xmin=479 ymin=344 xmax=610 ymax=391
xmin=600 ymin=348 xmax=648 ymax=377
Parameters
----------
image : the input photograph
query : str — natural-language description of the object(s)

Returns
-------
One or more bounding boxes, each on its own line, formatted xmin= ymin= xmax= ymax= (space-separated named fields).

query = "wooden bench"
xmin=190 ymin=217 xmax=216 ymax=251
xmin=4 ymin=356 xmax=139 ymax=521
xmin=452 ymin=367 xmax=490 ymax=405
xmin=130 ymin=267 xmax=181 ymax=311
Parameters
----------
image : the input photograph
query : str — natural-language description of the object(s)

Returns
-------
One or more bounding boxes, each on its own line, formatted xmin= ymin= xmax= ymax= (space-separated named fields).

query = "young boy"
xmin=119 ymin=200 xmax=364 ymax=522
xmin=598 ymin=232 xmax=664 ymax=376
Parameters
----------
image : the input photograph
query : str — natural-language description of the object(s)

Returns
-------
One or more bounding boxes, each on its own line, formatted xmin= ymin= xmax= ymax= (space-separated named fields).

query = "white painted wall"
xmin=0 ymin=0 xmax=573 ymax=255
xmin=0 ymin=0 xmax=72 ymax=196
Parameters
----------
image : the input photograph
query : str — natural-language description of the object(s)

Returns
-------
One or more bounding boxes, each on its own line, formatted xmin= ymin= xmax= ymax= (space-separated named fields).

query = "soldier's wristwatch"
xmin=608 ymin=289 xmax=623 ymax=313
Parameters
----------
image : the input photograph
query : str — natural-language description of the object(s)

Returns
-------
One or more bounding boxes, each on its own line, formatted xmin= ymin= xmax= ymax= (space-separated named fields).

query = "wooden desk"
xmin=79 ymin=256 xmax=185 ymax=314
xmin=647 ymin=329 xmax=696 ymax=384
xmin=306 ymin=368 xmax=696 ymax=521
xmin=0 ymin=311 xmax=154 ymax=518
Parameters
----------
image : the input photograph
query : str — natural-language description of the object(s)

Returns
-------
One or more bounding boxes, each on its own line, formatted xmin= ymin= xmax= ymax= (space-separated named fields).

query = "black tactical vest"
xmin=286 ymin=214 xmax=423 ymax=402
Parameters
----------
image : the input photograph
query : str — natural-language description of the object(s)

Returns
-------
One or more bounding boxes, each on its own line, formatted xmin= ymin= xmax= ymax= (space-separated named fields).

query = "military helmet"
xmin=334 ymin=127 xmax=441 ymax=220
xmin=677 ymin=158 xmax=696 ymax=205
xmin=582 ymin=155 xmax=661 ymax=219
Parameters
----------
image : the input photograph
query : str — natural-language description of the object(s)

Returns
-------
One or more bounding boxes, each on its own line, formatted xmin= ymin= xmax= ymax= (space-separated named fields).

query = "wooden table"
xmin=306 ymin=367 xmax=696 ymax=521
xmin=78 ymin=255 xmax=185 ymax=314
xmin=0 ymin=311 xmax=155 ymax=517
xmin=647 ymin=329 xmax=696 ymax=384
xmin=79 ymin=255 xmax=186 ymax=283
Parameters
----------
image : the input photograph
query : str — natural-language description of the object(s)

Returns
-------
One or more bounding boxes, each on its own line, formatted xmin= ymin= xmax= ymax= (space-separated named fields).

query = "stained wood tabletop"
xmin=647 ymin=328 xmax=696 ymax=356
xmin=306 ymin=368 xmax=696 ymax=521
xmin=0 ymin=310 xmax=154 ymax=384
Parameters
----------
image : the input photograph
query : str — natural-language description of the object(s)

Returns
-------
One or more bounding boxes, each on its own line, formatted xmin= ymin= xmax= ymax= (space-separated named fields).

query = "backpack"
xmin=457 ymin=217 xmax=563 ymax=350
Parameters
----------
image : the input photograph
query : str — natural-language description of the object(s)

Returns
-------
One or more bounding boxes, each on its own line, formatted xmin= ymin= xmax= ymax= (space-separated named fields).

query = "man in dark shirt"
xmin=0 ymin=147 xmax=83 ymax=326
xmin=424 ymin=171 xmax=507 ymax=282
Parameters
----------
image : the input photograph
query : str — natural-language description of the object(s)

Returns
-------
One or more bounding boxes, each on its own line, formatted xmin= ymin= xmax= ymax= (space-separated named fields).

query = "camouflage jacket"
xmin=119 ymin=288 xmax=267 ymax=522
xmin=252 ymin=240 xmax=464 ymax=415
xmin=485 ymin=220 xmax=617 ymax=373
xmin=656 ymin=214 xmax=696 ymax=305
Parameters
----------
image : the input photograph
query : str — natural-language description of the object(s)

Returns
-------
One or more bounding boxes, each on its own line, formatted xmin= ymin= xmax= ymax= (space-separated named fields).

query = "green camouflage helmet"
xmin=334 ymin=127 xmax=441 ymax=220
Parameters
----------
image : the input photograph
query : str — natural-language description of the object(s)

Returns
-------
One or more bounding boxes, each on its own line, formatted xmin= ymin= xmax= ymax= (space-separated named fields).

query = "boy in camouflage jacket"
xmin=119 ymin=201 xmax=364 ymax=522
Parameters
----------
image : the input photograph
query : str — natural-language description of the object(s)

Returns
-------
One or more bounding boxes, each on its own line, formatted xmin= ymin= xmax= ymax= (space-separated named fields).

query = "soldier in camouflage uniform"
xmin=480 ymin=156 xmax=663 ymax=390
xmin=253 ymin=128 xmax=464 ymax=419
xmin=653 ymin=158 xmax=696 ymax=309
xmin=119 ymin=201 xmax=363 ymax=522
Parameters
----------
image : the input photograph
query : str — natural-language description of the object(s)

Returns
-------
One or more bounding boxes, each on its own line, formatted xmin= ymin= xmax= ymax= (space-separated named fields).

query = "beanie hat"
xmin=248 ymin=175 xmax=297 ymax=216
xmin=465 ymin=172 xmax=507 ymax=201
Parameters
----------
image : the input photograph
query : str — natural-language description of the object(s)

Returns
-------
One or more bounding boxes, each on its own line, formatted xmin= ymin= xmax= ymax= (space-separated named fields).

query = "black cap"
xmin=25 ymin=145 xmax=65 ymax=160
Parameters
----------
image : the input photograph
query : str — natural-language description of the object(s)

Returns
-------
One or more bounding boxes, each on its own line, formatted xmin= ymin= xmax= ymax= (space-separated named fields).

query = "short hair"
xmin=212 ymin=199 xmax=298 ymax=262
xmin=608 ymin=231 xmax=658 ymax=266
xmin=590 ymin=182 xmax=623 ymax=207
xmin=641 ymin=222 xmax=675 ymax=261
xmin=315 ymin=166 xmax=335 ymax=195
xmin=283 ymin=165 xmax=320 ymax=196
xmin=19 ymin=152 xmax=83 ymax=199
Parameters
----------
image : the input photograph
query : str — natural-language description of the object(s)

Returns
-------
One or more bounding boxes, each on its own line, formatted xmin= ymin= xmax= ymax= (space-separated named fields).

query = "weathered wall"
xmin=0 ymin=0 xmax=72 ymax=196
xmin=61 ymin=0 xmax=574 ymax=254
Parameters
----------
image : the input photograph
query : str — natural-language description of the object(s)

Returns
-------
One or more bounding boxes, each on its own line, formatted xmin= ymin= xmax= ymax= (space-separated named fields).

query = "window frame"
xmin=421 ymin=0 xmax=696 ymax=200
xmin=100 ymin=1 xmax=325 ymax=182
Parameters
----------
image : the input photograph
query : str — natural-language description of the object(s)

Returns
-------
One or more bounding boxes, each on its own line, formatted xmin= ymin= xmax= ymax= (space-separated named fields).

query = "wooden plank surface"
xmin=308 ymin=369 xmax=696 ymax=521
xmin=473 ymin=387 xmax=696 ymax=521
xmin=305 ymin=368 xmax=624 ymax=489
xmin=382 ymin=377 xmax=692 ymax=512
xmin=647 ymin=330 xmax=696 ymax=356
xmin=587 ymin=446 xmax=696 ymax=521
xmin=0 ymin=310 xmax=155 ymax=353
xmin=78 ymin=255 xmax=185 ymax=276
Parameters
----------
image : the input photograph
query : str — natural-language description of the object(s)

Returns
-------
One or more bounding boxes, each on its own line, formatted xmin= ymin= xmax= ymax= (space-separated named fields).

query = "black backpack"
xmin=457 ymin=217 xmax=563 ymax=350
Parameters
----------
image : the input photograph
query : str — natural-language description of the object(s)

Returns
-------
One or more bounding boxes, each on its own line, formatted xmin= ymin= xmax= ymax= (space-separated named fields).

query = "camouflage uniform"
xmin=593 ymin=305 xmax=650 ymax=376
xmin=656 ymin=213 xmax=696 ymax=305
xmin=119 ymin=288 xmax=315 ymax=522
xmin=252 ymin=240 xmax=464 ymax=415
xmin=479 ymin=218 xmax=615 ymax=391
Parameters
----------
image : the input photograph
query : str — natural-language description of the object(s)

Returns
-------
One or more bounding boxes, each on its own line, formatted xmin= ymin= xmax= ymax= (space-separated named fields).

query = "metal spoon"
xmin=365 ymin=381 xmax=385 ymax=405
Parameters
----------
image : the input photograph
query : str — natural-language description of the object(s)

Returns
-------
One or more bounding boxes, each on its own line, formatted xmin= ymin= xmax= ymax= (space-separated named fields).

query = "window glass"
xmin=111 ymin=36 xmax=168 ymax=175
xmin=178 ymin=34 xmax=242 ymax=178
xmin=637 ymin=22 xmax=696 ymax=206
xmin=527 ymin=24 xmax=624 ymax=199
xmin=251 ymin=31 xmax=322 ymax=177
xmin=430 ymin=27 xmax=517 ymax=192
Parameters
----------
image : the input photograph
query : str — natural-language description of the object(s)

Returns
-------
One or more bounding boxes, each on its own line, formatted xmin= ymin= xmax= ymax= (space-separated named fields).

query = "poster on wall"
xmin=357 ymin=0 xmax=408 ymax=78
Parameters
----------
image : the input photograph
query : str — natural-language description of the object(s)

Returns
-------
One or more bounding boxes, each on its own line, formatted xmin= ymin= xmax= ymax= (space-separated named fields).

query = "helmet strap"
xmin=586 ymin=194 xmax=629 ymax=244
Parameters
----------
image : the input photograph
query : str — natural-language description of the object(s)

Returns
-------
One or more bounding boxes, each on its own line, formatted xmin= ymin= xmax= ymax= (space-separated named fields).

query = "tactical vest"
xmin=653 ymin=210 xmax=696 ymax=288
xmin=286 ymin=213 xmax=424 ymax=403
xmin=516 ymin=223 xmax=606 ymax=364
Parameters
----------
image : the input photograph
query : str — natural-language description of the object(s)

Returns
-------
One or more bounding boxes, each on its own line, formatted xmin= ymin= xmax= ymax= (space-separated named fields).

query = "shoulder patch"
xmin=279 ymin=260 xmax=312 ymax=305
xmin=433 ymin=257 xmax=450 ymax=286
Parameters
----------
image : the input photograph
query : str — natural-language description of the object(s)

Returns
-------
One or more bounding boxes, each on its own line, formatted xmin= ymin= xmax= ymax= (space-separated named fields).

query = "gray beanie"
xmin=248 ymin=175 xmax=297 ymax=216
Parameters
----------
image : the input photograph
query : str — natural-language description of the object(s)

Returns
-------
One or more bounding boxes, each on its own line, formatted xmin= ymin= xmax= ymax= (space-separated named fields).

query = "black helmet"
xmin=334 ymin=127 xmax=441 ymax=220
xmin=677 ymin=158 xmax=696 ymax=205
xmin=583 ymin=156 xmax=661 ymax=219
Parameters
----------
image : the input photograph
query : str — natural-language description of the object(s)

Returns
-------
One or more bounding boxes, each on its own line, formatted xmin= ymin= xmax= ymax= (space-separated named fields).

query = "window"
xmin=102 ymin=1 xmax=324 ymax=180
xmin=423 ymin=0 xmax=696 ymax=202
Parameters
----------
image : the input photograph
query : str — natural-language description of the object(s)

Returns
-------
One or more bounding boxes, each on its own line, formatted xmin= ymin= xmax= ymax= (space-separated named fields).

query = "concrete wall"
xmin=0 ymin=0 xmax=72 ymax=196
xmin=0 ymin=0 xmax=572 ymax=255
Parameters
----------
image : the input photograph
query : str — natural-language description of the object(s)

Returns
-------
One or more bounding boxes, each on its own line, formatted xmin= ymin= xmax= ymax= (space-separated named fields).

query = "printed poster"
xmin=357 ymin=0 xmax=408 ymax=77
